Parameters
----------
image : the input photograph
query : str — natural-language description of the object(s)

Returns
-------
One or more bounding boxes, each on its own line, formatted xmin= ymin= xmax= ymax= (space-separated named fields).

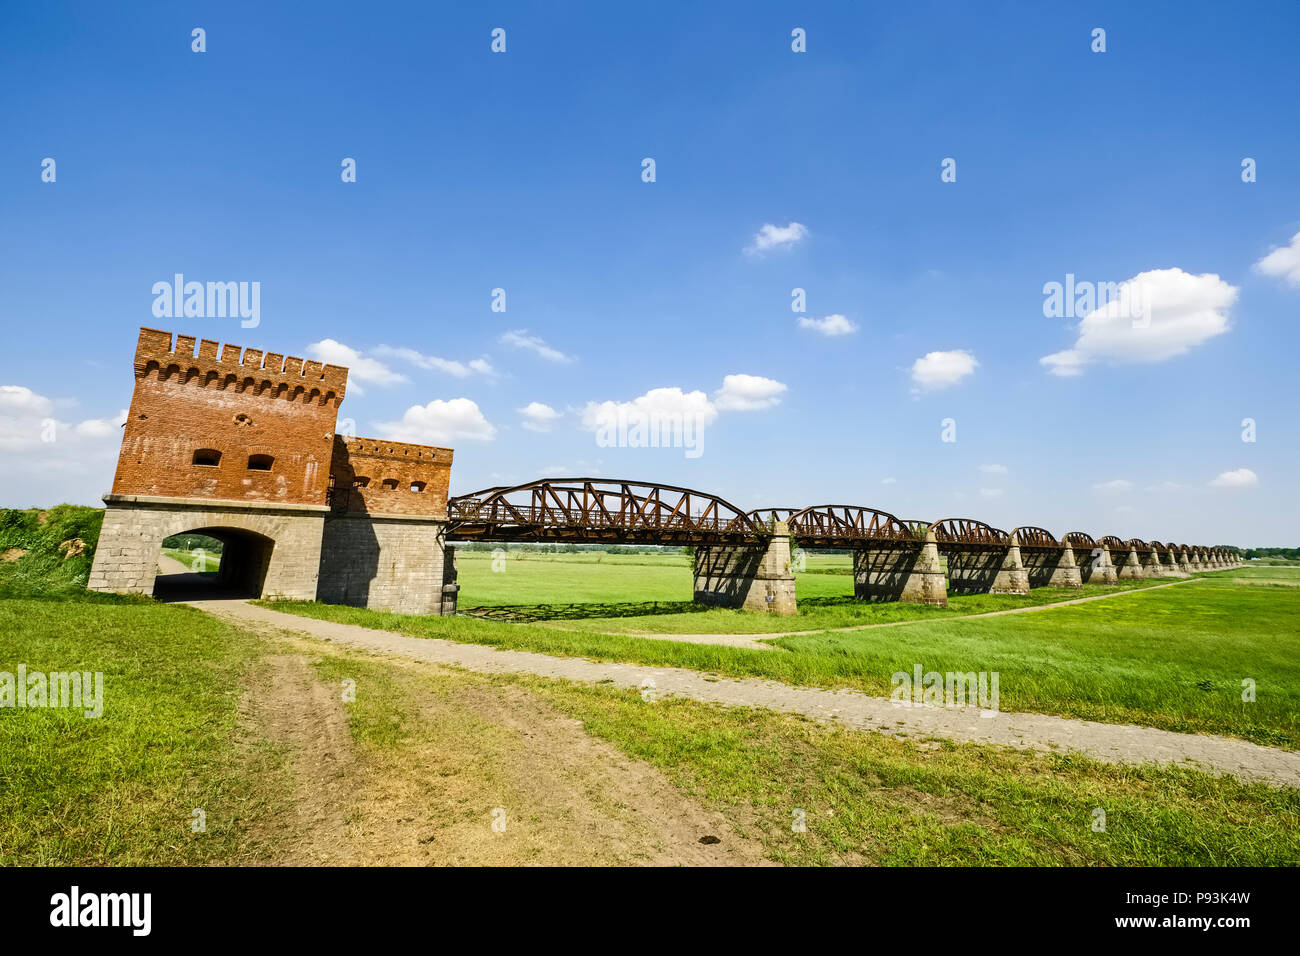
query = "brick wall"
xmin=327 ymin=435 xmax=453 ymax=516
xmin=111 ymin=328 xmax=349 ymax=505
xmin=108 ymin=328 xmax=455 ymax=514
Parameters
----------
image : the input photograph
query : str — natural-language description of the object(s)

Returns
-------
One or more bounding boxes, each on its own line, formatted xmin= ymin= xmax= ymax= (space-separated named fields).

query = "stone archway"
xmin=153 ymin=525 xmax=278 ymax=601
xmin=87 ymin=494 xmax=327 ymax=601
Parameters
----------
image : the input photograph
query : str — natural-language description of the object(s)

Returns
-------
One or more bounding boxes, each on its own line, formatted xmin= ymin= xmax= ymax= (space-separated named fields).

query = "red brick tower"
xmin=88 ymin=327 xmax=458 ymax=614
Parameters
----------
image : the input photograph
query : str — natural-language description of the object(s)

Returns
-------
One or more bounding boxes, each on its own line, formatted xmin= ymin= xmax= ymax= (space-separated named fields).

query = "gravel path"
xmin=192 ymin=598 xmax=1300 ymax=789
xmin=620 ymin=579 xmax=1201 ymax=645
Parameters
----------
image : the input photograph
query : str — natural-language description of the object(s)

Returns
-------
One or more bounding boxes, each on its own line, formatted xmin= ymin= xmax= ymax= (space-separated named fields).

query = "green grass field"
xmin=0 ymin=592 xmax=286 ymax=865
xmin=454 ymin=548 xmax=1168 ymax=633
xmin=3 ymin=588 xmax=1297 ymax=865
xmin=267 ymin=565 xmax=1300 ymax=749
xmin=161 ymin=547 xmax=222 ymax=573
xmin=5 ymin=530 xmax=1297 ymax=865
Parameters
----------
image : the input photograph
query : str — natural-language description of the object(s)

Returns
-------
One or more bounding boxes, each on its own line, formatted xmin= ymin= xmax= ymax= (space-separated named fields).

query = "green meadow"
xmin=4 ymin=517 xmax=1297 ymax=865
xmin=269 ymin=564 xmax=1300 ymax=749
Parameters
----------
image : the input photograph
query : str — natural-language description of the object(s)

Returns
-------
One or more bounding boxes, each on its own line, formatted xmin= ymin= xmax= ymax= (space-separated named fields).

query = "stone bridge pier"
xmin=1154 ymin=545 xmax=1189 ymax=578
xmin=693 ymin=522 xmax=797 ymax=615
xmin=852 ymin=532 xmax=948 ymax=605
xmin=1099 ymin=538 xmax=1144 ymax=580
xmin=1015 ymin=530 xmax=1082 ymax=589
xmin=1065 ymin=535 xmax=1118 ymax=585
xmin=945 ymin=544 xmax=1030 ymax=595
xmin=1140 ymin=547 xmax=1170 ymax=577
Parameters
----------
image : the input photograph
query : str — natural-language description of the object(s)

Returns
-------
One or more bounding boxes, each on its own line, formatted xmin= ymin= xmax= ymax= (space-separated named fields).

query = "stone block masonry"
xmin=693 ymin=522 xmax=797 ymax=615
xmin=852 ymin=532 xmax=948 ymax=605
xmin=88 ymin=495 xmax=326 ymax=600
xmin=318 ymin=514 xmax=452 ymax=615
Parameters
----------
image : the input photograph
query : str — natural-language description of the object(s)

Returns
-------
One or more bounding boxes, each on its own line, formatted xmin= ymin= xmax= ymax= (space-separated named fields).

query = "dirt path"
xmin=240 ymin=652 xmax=363 ymax=865
xmin=617 ymin=579 xmax=1202 ymax=646
xmin=233 ymin=621 xmax=768 ymax=865
xmin=199 ymin=598 xmax=1300 ymax=789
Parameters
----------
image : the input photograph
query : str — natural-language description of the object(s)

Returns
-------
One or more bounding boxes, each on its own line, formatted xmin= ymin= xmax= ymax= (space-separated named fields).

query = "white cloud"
xmin=500 ymin=330 xmax=573 ymax=363
xmin=0 ymin=385 xmax=125 ymax=505
xmin=746 ymin=222 xmax=808 ymax=255
xmin=579 ymin=373 xmax=787 ymax=442
xmin=910 ymin=349 xmax=978 ymax=392
xmin=581 ymin=387 xmax=718 ymax=432
xmin=797 ymin=313 xmax=857 ymax=337
xmin=0 ymin=386 xmax=124 ymax=451
xmin=1093 ymin=478 xmax=1134 ymax=493
xmin=306 ymin=340 xmax=407 ymax=395
xmin=1040 ymin=268 xmax=1237 ymax=377
xmin=713 ymin=374 xmax=787 ymax=411
xmin=1146 ymin=480 xmax=1182 ymax=493
xmin=1209 ymin=468 xmax=1258 ymax=489
xmin=1253 ymin=232 xmax=1300 ymax=288
xmin=979 ymin=488 xmax=1004 ymax=498
xmin=373 ymin=345 xmax=495 ymax=379
xmin=0 ymin=384 xmax=54 ymax=412
xmin=376 ymin=398 xmax=497 ymax=444
xmin=518 ymin=402 xmax=561 ymax=433
xmin=881 ymin=477 xmax=897 ymax=485
xmin=979 ymin=464 xmax=1008 ymax=475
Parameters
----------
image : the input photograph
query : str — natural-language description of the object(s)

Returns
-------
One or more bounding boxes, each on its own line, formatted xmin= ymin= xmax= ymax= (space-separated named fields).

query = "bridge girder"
xmin=928 ymin=518 xmax=1011 ymax=549
xmin=748 ymin=505 xmax=917 ymax=549
xmin=446 ymin=478 xmax=759 ymax=545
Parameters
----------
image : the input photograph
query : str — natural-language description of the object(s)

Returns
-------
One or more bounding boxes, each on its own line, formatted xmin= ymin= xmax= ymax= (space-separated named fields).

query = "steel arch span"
xmin=749 ymin=505 xmax=917 ymax=549
xmin=446 ymin=478 xmax=760 ymax=545
xmin=928 ymin=518 xmax=1012 ymax=548
xmin=1011 ymin=526 xmax=1062 ymax=549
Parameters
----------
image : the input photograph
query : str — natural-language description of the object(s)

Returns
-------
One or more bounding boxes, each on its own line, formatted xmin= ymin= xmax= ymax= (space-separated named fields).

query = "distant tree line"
xmin=161 ymin=533 xmax=224 ymax=554
xmin=1241 ymin=547 xmax=1300 ymax=561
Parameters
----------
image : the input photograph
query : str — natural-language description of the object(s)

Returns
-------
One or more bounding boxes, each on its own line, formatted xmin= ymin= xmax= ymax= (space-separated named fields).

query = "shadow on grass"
xmin=795 ymin=595 xmax=861 ymax=610
xmin=459 ymin=593 xmax=865 ymax=622
xmin=459 ymin=600 xmax=711 ymax=622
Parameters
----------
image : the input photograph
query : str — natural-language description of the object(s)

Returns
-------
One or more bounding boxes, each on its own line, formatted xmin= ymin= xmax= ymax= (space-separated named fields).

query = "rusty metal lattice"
xmin=928 ymin=518 xmax=1011 ymax=548
xmin=754 ymin=505 xmax=917 ymax=549
xmin=1011 ymin=526 xmax=1061 ymax=549
xmin=446 ymin=478 xmax=758 ymax=545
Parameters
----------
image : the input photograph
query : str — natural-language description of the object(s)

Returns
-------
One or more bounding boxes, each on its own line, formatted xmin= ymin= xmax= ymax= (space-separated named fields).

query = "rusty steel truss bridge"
xmin=444 ymin=477 xmax=1236 ymax=563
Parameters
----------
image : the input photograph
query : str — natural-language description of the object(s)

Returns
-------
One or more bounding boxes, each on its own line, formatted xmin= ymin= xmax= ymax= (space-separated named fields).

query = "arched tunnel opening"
xmin=153 ymin=526 xmax=276 ymax=601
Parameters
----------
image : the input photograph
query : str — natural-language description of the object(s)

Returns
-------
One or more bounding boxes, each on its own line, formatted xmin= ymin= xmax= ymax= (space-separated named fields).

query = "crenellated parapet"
xmin=133 ymin=327 xmax=348 ymax=407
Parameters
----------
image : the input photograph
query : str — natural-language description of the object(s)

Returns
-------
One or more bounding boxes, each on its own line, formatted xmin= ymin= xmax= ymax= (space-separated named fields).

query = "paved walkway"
xmin=193 ymin=597 xmax=1300 ymax=789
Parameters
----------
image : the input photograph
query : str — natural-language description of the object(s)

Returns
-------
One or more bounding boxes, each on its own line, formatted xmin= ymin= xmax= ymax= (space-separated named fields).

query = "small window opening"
xmin=247 ymin=454 xmax=274 ymax=471
xmin=410 ymin=481 xmax=426 ymax=493
xmin=193 ymin=449 xmax=221 ymax=467
xmin=381 ymin=478 xmax=399 ymax=490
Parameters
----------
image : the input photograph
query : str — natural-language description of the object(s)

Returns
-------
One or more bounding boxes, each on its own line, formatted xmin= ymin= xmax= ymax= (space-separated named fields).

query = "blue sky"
xmin=2 ymin=1 xmax=1297 ymax=545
